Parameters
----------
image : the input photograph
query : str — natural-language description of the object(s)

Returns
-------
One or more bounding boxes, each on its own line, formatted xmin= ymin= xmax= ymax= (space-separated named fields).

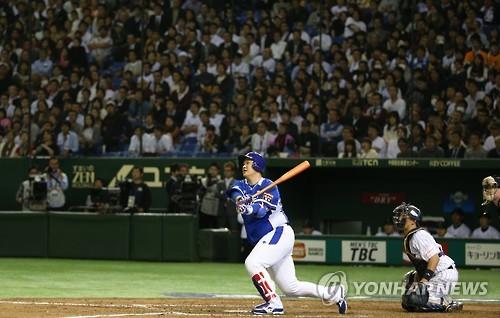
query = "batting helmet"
xmin=239 ymin=152 xmax=266 ymax=173
xmin=392 ymin=202 xmax=422 ymax=229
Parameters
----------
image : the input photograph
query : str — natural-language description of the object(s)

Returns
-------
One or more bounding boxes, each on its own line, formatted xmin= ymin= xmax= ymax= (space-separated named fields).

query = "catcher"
xmin=392 ymin=203 xmax=463 ymax=312
xmin=482 ymin=176 xmax=500 ymax=208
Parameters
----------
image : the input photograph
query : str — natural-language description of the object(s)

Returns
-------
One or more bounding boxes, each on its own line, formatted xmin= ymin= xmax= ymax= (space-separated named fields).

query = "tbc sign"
xmin=341 ymin=240 xmax=387 ymax=263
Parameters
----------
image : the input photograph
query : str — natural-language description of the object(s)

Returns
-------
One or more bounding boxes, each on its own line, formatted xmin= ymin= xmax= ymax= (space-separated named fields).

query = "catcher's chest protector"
xmin=403 ymin=228 xmax=428 ymax=275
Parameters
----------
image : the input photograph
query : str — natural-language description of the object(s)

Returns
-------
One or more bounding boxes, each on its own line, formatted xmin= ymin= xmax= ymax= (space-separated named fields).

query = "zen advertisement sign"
xmin=342 ymin=240 xmax=387 ymax=264
xmin=292 ymin=240 xmax=326 ymax=262
xmin=465 ymin=243 xmax=500 ymax=266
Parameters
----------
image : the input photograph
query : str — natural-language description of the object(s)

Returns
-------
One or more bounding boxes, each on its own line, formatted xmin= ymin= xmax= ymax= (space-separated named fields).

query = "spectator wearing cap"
xmin=471 ymin=212 xmax=500 ymax=239
xmin=56 ymin=121 xmax=79 ymax=156
xmin=447 ymin=209 xmax=471 ymax=238
xmin=487 ymin=135 xmax=500 ymax=158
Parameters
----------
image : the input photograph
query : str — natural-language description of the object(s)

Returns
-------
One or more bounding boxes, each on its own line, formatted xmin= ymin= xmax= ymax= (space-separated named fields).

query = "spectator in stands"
xmin=298 ymin=120 xmax=319 ymax=157
xmin=31 ymin=49 xmax=53 ymax=78
xmin=101 ymin=101 xmax=129 ymax=153
xmin=487 ymin=135 xmax=500 ymax=158
xmin=298 ymin=220 xmax=322 ymax=236
xmin=359 ymin=138 xmax=378 ymax=159
xmin=338 ymin=139 xmax=357 ymax=158
xmin=128 ymin=126 xmax=155 ymax=155
xmin=465 ymin=132 xmax=487 ymax=159
xmin=419 ymin=135 xmax=445 ymax=158
xmin=80 ymin=114 xmax=101 ymax=155
xmin=383 ymin=86 xmax=406 ymax=120
xmin=199 ymin=125 xmax=220 ymax=154
xmin=320 ymin=109 xmax=343 ymax=156
xmin=471 ymin=212 xmax=500 ymax=239
xmin=0 ymin=130 xmax=19 ymax=157
xmin=56 ymin=121 xmax=79 ymax=157
xmin=152 ymin=126 xmax=173 ymax=155
xmin=367 ymin=124 xmax=386 ymax=158
xmin=445 ymin=130 xmax=466 ymax=158
xmin=268 ymin=123 xmax=296 ymax=157
xmin=375 ymin=219 xmax=400 ymax=237
xmin=251 ymin=121 xmax=272 ymax=156
xmin=447 ymin=209 xmax=471 ymax=238
xmin=233 ymin=123 xmax=252 ymax=155
xmin=434 ymin=223 xmax=453 ymax=238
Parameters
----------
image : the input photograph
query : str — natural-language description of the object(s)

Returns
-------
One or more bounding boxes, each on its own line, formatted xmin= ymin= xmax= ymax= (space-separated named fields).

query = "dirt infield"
xmin=0 ymin=298 xmax=498 ymax=318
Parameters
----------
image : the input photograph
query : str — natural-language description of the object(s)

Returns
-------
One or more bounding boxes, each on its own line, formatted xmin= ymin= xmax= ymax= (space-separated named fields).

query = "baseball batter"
xmin=227 ymin=152 xmax=347 ymax=315
xmin=393 ymin=203 xmax=463 ymax=312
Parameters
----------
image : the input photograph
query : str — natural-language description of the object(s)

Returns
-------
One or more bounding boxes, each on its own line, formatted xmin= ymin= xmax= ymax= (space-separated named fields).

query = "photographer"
xmin=165 ymin=163 xmax=189 ymax=213
xmin=120 ymin=166 xmax=151 ymax=213
xmin=16 ymin=166 xmax=41 ymax=211
xmin=45 ymin=157 xmax=69 ymax=211
xmin=199 ymin=163 xmax=221 ymax=228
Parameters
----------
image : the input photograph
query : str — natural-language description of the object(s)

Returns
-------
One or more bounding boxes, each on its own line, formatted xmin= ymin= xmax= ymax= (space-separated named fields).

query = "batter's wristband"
xmin=422 ymin=269 xmax=435 ymax=281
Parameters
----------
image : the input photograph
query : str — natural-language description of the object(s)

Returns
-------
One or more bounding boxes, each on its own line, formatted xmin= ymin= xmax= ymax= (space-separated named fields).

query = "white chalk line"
xmin=0 ymin=300 xmax=217 ymax=308
xmin=62 ymin=311 xmax=251 ymax=318
xmin=62 ymin=313 xmax=165 ymax=318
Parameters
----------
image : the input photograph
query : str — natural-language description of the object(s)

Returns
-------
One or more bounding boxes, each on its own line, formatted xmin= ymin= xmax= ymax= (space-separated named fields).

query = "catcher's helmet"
xmin=239 ymin=151 xmax=266 ymax=173
xmin=392 ymin=202 xmax=422 ymax=229
xmin=482 ymin=176 xmax=499 ymax=205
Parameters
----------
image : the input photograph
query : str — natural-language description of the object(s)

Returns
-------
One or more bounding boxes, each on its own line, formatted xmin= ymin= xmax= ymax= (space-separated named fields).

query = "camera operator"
xmin=199 ymin=163 xmax=221 ymax=228
xmin=16 ymin=166 xmax=41 ymax=211
xmin=120 ymin=166 xmax=151 ymax=213
xmin=45 ymin=157 xmax=69 ymax=211
xmin=165 ymin=163 xmax=189 ymax=213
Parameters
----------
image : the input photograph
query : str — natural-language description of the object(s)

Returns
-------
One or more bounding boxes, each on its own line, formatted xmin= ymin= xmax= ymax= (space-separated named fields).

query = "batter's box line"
xmin=0 ymin=300 xmax=220 ymax=309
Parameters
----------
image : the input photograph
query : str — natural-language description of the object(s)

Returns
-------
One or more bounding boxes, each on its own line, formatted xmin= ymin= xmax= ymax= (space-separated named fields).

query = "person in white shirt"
xmin=152 ymin=126 xmax=173 ymax=154
xmin=375 ymin=219 xmax=401 ymax=237
xmin=251 ymin=121 xmax=273 ymax=156
xmin=471 ymin=212 xmax=500 ymax=239
xmin=383 ymin=85 xmax=406 ymax=120
xmin=208 ymin=101 xmax=225 ymax=135
xmin=434 ymin=223 xmax=453 ymax=238
xmin=344 ymin=10 xmax=367 ymax=38
xmin=87 ymin=27 xmax=113 ymax=66
xmin=270 ymin=31 xmax=287 ymax=60
xmin=251 ymin=48 xmax=276 ymax=74
xmin=231 ymin=53 xmax=250 ymax=78
xmin=298 ymin=221 xmax=322 ymax=236
xmin=483 ymin=122 xmax=499 ymax=152
xmin=129 ymin=126 xmax=155 ymax=154
xmin=182 ymin=101 xmax=203 ymax=140
xmin=446 ymin=209 xmax=471 ymax=238
xmin=367 ymin=124 xmax=387 ymax=158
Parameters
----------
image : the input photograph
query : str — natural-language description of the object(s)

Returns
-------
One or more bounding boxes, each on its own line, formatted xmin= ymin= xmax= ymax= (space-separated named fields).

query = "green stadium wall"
xmin=1 ymin=158 xmax=498 ymax=231
xmin=0 ymin=212 xmax=498 ymax=267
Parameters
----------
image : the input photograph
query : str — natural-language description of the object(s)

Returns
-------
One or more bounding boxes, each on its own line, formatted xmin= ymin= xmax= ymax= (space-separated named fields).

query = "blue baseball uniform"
xmin=227 ymin=152 xmax=346 ymax=315
xmin=228 ymin=178 xmax=288 ymax=246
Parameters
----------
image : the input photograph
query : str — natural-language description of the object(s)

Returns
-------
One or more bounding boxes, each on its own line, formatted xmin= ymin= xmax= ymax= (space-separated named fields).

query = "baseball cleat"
xmin=251 ymin=302 xmax=284 ymax=315
xmin=445 ymin=301 xmax=463 ymax=312
xmin=336 ymin=284 xmax=348 ymax=314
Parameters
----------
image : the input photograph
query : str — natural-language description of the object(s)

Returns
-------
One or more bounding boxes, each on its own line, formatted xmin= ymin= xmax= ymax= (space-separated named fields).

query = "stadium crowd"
xmin=0 ymin=0 xmax=499 ymax=159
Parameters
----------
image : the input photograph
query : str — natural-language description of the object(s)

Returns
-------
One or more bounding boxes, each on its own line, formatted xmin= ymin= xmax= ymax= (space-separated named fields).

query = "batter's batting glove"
xmin=237 ymin=203 xmax=253 ymax=215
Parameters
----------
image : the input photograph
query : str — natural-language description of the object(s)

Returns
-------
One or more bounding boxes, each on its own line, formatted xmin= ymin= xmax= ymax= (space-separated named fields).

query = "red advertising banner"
xmin=362 ymin=192 xmax=406 ymax=205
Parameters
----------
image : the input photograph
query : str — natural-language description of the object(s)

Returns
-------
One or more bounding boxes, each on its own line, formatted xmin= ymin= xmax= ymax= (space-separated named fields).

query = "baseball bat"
xmin=253 ymin=160 xmax=311 ymax=198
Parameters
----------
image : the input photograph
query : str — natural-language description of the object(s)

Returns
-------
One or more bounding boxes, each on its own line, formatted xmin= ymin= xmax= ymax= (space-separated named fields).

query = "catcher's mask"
xmin=393 ymin=202 xmax=422 ymax=230
xmin=482 ymin=176 xmax=498 ymax=206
